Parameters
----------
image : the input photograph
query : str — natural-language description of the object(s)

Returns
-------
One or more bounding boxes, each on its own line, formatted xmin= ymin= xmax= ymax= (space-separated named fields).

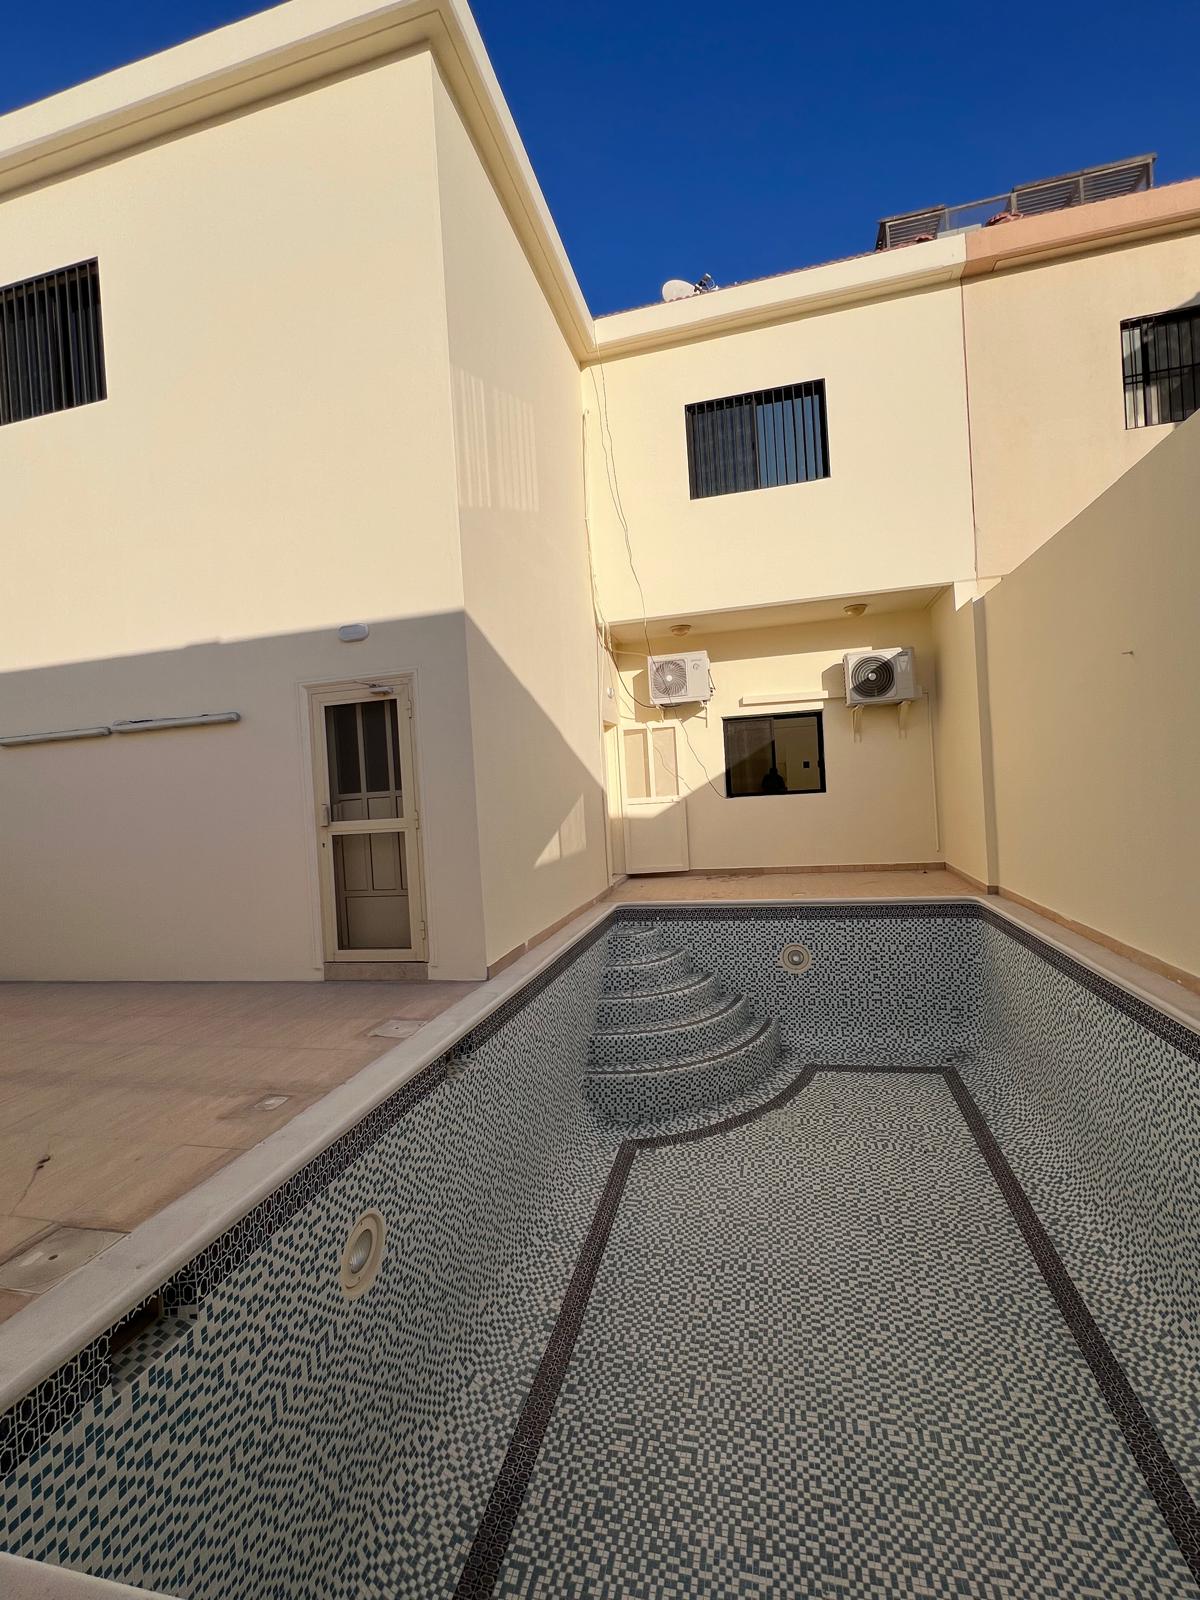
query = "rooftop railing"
xmin=875 ymin=155 xmax=1156 ymax=250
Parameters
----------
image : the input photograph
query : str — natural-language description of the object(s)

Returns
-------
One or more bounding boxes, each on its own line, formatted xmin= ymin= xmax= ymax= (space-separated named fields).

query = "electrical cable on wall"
xmin=587 ymin=367 xmax=729 ymax=802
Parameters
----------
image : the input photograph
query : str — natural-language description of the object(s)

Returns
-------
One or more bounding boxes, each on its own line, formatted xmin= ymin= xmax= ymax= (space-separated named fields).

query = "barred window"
xmin=0 ymin=260 xmax=107 ymax=427
xmin=1120 ymin=307 xmax=1199 ymax=429
xmin=685 ymin=380 xmax=829 ymax=499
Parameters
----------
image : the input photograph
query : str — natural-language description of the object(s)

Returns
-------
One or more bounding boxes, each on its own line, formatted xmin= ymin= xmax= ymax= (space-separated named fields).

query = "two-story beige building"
xmin=1 ymin=0 xmax=1197 ymax=985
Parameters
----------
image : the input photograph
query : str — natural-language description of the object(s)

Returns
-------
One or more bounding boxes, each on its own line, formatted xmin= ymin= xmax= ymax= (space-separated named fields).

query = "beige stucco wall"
xmin=929 ymin=583 xmax=996 ymax=889
xmin=981 ymin=414 xmax=1200 ymax=978
xmin=431 ymin=71 xmax=609 ymax=967
xmin=0 ymin=52 xmax=491 ymax=979
xmin=615 ymin=609 xmax=942 ymax=871
xmin=964 ymin=229 xmax=1200 ymax=576
xmin=586 ymin=288 xmax=976 ymax=624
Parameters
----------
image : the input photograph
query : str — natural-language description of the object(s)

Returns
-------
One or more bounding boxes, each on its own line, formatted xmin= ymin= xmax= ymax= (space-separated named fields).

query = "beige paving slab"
xmin=608 ymin=868 xmax=973 ymax=902
xmin=9 ymin=1138 xmax=237 ymax=1233
xmin=0 ymin=977 xmax=476 ymax=1327
xmin=0 ymin=1217 xmax=55 ymax=1264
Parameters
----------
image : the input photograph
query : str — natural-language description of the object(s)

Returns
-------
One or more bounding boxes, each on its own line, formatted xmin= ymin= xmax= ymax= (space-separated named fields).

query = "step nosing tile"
xmin=592 ymin=996 xmax=744 ymax=1041
xmin=587 ymin=1018 xmax=776 ymax=1079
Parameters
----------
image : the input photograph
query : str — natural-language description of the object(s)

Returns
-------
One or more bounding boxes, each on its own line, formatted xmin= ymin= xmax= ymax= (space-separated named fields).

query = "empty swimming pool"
xmin=2 ymin=902 xmax=1198 ymax=1598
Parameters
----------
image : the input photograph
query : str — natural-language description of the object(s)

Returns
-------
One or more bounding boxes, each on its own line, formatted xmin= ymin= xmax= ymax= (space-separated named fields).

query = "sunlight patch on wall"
xmin=452 ymin=367 xmax=539 ymax=512
xmin=535 ymin=794 xmax=587 ymax=867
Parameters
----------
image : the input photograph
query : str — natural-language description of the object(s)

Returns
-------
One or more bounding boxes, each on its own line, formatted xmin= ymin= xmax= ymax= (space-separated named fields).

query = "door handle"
xmin=320 ymin=802 xmax=331 ymax=827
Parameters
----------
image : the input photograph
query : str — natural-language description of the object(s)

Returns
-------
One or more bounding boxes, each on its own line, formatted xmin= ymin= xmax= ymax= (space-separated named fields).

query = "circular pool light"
xmin=778 ymin=943 xmax=813 ymax=975
xmin=339 ymin=1210 xmax=386 ymax=1299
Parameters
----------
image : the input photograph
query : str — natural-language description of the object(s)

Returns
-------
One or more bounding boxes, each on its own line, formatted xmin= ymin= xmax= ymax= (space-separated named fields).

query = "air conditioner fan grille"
xmin=651 ymin=658 xmax=688 ymax=698
xmin=850 ymin=656 xmax=896 ymax=699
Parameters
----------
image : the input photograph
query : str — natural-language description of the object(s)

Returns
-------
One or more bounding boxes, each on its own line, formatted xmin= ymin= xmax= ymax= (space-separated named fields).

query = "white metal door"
xmin=620 ymin=721 xmax=690 ymax=874
xmin=312 ymin=682 xmax=427 ymax=961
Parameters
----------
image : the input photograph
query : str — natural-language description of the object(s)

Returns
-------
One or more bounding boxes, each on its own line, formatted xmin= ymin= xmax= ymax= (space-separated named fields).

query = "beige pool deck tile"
xmin=0 ymin=978 xmax=477 ymax=1323
xmin=8 ymin=1138 xmax=239 ymax=1234
xmin=0 ymin=1217 xmax=55 ymax=1264
xmin=608 ymin=867 xmax=975 ymax=902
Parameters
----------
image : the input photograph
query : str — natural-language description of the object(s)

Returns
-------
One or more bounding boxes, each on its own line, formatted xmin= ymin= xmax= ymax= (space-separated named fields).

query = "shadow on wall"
xmin=0 ymin=612 xmax=608 ymax=983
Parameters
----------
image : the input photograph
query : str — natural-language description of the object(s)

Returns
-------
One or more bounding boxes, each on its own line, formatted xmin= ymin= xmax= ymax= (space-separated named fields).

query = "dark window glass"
xmin=327 ymin=704 xmax=362 ymax=799
xmin=723 ymin=712 xmax=825 ymax=797
xmin=1121 ymin=307 xmax=1200 ymax=428
xmin=362 ymin=701 xmax=391 ymax=793
xmin=685 ymin=381 xmax=829 ymax=499
xmin=0 ymin=260 xmax=107 ymax=427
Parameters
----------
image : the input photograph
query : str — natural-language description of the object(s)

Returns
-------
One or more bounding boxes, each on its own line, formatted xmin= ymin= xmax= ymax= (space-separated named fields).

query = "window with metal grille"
xmin=0 ymin=260 xmax=107 ymax=427
xmin=685 ymin=380 xmax=830 ymax=499
xmin=1120 ymin=306 xmax=1199 ymax=429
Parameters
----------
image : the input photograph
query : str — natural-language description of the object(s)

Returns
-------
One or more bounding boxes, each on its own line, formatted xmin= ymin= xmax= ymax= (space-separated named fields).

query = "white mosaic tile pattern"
xmin=498 ymin=1071 xmax=1196 ymax=1598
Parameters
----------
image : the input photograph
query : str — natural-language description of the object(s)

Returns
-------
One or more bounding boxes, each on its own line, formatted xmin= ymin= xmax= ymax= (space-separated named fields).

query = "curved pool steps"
xmin=588 ymin=923 xmax=781 ymax=1122
xmin=596 ymin=969 xmax=726 ymax=1030
xmin=607 ymin=921 xmax=666 ymax=961
xmin=589 ymin=993 xmax=752 ymax=1068
xmin=586 ymin=1015 xmax=782 ymax=1125
xmin=601 ymin=944 xmax=694 ymax=994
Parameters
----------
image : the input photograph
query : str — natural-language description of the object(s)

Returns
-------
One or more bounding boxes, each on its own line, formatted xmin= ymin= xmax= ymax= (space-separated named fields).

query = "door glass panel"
xmin=326 ymin=698 xmax=405 ymax=822
xmin=327 ymin=703 xmax=361 ymax=801
xmin=623 ymin=729 xmax=650 ymax=800
xmin=332 ymin=831 xmax=412 ymax=950
xmin=650 ymin=726 xmax=678 ymax=797
xmin=362 ymin=700 xmax=390 ymax=793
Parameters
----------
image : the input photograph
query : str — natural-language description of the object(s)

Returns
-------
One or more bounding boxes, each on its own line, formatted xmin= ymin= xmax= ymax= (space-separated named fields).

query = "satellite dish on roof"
xmin=661 ymin=278 xmax=696 ymax=302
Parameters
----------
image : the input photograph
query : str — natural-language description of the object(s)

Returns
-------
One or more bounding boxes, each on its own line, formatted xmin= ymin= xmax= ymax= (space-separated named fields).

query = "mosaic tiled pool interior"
xmin=2 ymin=903 xmax=1199 ymax=1598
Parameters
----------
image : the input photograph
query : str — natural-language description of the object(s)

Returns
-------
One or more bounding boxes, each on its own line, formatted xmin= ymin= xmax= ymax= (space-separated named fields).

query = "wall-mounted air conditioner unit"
xmin=843 ymin=648 xmax=917 ymax=707
xmin=648 ymin=651 xmax=712 ymax=706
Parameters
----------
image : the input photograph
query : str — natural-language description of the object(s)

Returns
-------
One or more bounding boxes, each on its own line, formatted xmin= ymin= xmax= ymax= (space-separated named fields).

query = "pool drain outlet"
xmin=340 ymin=1210 xmax=385 ymax=1299
xmin=778 ymin=943 xmax=813 ymax=974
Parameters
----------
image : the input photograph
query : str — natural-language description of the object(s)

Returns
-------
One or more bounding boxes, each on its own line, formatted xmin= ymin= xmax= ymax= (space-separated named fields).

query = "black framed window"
xmin=685 ymin=380 xmax=829 ymax=499
xmin=0 ymin=259 xmax=107 ymax=427
xmin=723 ymin=711 xmax=825 ymax=798
xmin=1120 ymin=307 xmax=1199 ymax=428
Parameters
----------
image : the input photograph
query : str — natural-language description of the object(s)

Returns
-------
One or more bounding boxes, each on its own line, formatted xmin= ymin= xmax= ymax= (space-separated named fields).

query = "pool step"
xmin=607 ymin=921 xmax=668 ymax=962
xmin=589 ymin=994 xmax=752 ymax=1069
xmin=596 ymin=970 xmax=726 ymax=1032
xmin=588 ymin=924 xmax=781 ymax=1123
xmin=601 ymin=945 xmax=694 ymax=995
xmin=586 ymin=1016 xmax=782 ymax=1125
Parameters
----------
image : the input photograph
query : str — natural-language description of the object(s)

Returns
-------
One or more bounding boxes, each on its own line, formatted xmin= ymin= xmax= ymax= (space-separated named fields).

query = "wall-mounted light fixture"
xmin=338 ymin=623 xmax=370 ymax=643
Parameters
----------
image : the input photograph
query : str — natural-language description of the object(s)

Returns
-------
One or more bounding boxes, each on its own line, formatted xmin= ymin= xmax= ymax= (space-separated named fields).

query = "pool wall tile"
xmin=1 ymin=901 xmax=1197 ymax=1599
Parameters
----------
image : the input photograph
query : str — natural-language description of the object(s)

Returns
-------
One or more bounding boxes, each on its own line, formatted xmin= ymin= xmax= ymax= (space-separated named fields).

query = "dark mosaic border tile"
xmin=452 ymin=1063 xmax=1200 ymax=1597
xmin=2 ymin=900 xmax=1194 ymax=1483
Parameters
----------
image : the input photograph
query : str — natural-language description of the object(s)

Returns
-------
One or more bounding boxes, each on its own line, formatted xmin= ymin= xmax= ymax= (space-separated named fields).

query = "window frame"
xmin=684 ymin=379 xmax=830 ymax=500
xmin=0 ymin=259 xmax=107 ymax=428
xmin=1120 ymin=306 xmax=1199 ymax=430
xmin=722 ymin=709 xmax=827 ymax=800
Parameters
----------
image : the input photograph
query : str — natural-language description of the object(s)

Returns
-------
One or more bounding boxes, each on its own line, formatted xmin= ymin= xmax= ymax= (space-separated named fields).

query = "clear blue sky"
xmin=3 ymin=0 xmax=1199 ymax=315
